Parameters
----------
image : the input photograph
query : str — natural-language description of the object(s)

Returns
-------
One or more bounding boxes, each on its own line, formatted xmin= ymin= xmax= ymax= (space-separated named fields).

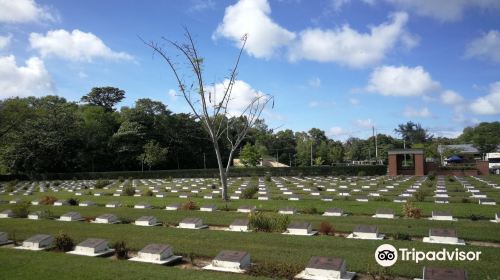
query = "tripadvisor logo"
xmin=375 ymin=244 xmax=482 ymax=267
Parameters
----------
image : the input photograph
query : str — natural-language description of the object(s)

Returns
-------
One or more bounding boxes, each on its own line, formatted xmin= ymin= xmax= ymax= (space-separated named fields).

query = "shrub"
xmin=394 ymin=232 xmax=411 ymax=240
xmin=318 ymin=221 xmax=334 ymax=235
xmin=54 ymin=232 xmax=74 ymax=252
xmin=427 ymin=172 xmax=436 ymax=181
xmin=249 ymin=212 xmax=290 ymax=233
xmin=248 ymin=262 xmax=303 ymax=279
xmin=264 ymin=174 xmax=272 ymax=182
xmin=145 ymin=190 xmax=153 ymax=197
xmin=316 ymin=186 xmax=324 ymax=191
xmin=402 ymin=201 xmax=421 ymax=219
xmin=357 ymin=170 xmax=366 ymax=177
xmin=39 ymin=196 xmax=57 ymax=205
xmin=210 ymin=184 xmax=217 ymax=190
xmin=94 ymin=179 xmax=110 ymax=189
xmin=113 ymin=241 xmax=129 ymax=260
xmin=469 ymin=214 xmax=484 ymax=221
xmin=11 ymin=202 xmax=30 ymax=218
xmin=339 ymin=175 xmax=346 ymax=181
xmin=118 ymin=176 xmax=125 ymax=183
xmin=181 ymin=200 xmax=197 ymax=210
xmin=461 ymin=198 xmax=470 ymax=203
xmin=67 ymin=198 xmax=78 ymax=206
xmin=301 ymin=207 xmax=318 ymax=215
xmin=242 ymin=186 xmax=258 ymax=199
xmin=53 ymin=181 xmax=61 ymax=186
xmin=446 ymin=176 xmax=455 ymax=182
xmin=123 ymin=186 xmax=135 ymax=196
xmin=414 ymin=189 xmax=429 ymax=202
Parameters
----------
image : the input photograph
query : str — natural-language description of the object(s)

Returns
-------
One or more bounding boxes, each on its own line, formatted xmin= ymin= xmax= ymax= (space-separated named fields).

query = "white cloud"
xmin=328 ymin=126 xmax=346 ymax=136
xmin=349 ymin=98 xmax=360 ymax=105
xmin=78 ymin=71 xmax=88 ymax=79
xmin=470 ymin=82 xmax=500 ymax=115
xmin=354 ymin=118 xmax=374 ymax=128
xmin=289 ymin=12 xmax=414 ymax=68
xmin=0 ymin=34 xmax=12 ymax=49
xmin=330 ymin=0 xmax=351 ymax=11
xmin=308 ymin=77 xmax=321 ymax=88
xmin=440 ymin=90 xmax=464 ymax=105
xmin=0 ymin=0 xmax=56 ymax=23
xmin=189 ymin=0 xmax=215 ymax=12
xmin=207 ymin=79 xmax=267 ymax=116
xmin=0 ymin=55 xmax=53 ymax=99
xmin=383 ymin=0 xmax=500 ymax=22
xmin=308 ymin=101 xmax=320 ymax=108
xmin=365 ymin=65 xmax=440 ymax=96
xmin=168 ymin=89 xmax=178 ymax=100
xmin=403 ymin=106 xmax=431 ymax=118
xmin=465 ymin=30 xmax=500 ymax=63
xmin=213 ymin=0 xmax=296 ymax=59
xmin=29 ymin=29 xmax=133 ymax=62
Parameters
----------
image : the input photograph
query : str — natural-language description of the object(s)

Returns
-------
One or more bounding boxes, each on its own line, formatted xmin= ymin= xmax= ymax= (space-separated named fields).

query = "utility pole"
xmin=403 ymin=139 xmax=407 ymax=167
xmin=203 ymin=153 xmax=206 ymax=169
xmin=310 ymin=141 xmax=313 ymax=166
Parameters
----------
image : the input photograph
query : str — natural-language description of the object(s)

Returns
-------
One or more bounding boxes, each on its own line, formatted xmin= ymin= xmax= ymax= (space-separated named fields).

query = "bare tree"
xmin=142 ymin=30 xmax=273 ymax=201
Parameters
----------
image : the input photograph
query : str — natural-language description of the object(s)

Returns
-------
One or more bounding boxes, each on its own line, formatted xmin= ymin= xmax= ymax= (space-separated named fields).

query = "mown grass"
xmin=0 ymin=204 xmax=499 ymax=242
xmin=2 ymin=191 xmax=498 ymax=219
xmin=0 ymin=248 xmax=270 ymax=280
xmin=0 ymin=218 xmax=499 ymax=279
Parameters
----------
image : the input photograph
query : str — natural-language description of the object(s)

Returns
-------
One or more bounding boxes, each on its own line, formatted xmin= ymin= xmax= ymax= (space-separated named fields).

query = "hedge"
xmin=2 ymin=165 xmax=387 ymax=181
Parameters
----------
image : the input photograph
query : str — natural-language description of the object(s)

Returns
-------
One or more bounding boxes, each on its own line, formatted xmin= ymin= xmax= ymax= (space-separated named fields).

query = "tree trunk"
xmin=213 ymin=141 xmax=228 ymax=201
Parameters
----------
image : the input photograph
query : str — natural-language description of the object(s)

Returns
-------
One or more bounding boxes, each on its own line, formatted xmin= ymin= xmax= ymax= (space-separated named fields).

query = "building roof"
xmin=388 ymin=149 xmax=424 ymax=155
xmin=437 ymin=144 xmax=479 ymax=154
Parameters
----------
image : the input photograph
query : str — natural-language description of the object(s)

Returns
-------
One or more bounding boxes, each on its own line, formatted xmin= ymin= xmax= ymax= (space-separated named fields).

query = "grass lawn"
xmin=0 ymin=248 xmax=270 ymax=280
xmin=1 ymin=204 xmax=499 ymax=243
xmin=1 ymin=218 xmax=499 ymax=279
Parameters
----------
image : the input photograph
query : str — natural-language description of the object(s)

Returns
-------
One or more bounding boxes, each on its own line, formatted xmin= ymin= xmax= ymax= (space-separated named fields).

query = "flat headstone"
xmin=422 ymin=266 xmax=467 ymax=280
xmin=179 ymin=217 xmax=206 ymax=229
xmin=323 ymin=208 xmax=344 ymax=216
xmin=135 ymin=216 xmax=159 ymax=226
xmin=21 ymin=234 xmax=53 ymax=250
xmin=94 ymin=214 xmax=119 ymax=224
xmin=228 ymin=219 xmax=249 ymax=232
xmin=59 ymin=212 xmax=82 ymax=221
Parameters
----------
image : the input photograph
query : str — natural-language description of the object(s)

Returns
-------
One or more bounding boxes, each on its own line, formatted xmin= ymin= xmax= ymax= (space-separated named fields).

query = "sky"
xmin=0 ymin=0 xmax=499 ymax=141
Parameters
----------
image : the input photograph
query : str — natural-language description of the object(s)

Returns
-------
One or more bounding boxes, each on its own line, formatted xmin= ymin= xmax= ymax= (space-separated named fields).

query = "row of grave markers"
xmin=0 ymin=231 xmax=469 ymax=280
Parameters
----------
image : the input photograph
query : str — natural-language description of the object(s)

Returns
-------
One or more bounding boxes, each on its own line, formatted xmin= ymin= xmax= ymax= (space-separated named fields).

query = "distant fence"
xmin=0 ymin=165 xmax=387 ymax=181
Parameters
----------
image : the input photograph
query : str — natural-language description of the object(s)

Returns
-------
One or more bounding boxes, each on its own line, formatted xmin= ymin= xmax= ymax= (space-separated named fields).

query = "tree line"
xmin=0 ymin=88 xmax=499 ymax=175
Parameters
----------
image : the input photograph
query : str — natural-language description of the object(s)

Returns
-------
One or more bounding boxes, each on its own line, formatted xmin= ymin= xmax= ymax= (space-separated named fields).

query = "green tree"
xmin=0 ymin=98 xmax=33 ymax=140
xmin=81 ymin=87 xmax=125 ymax=112
xmin=240 ymin=143 xmax=261 ymax=167
xmin=139 ymin=140 xmax=168 ymax=171
xmin=395 ymin=121 xmax=433 ymax=145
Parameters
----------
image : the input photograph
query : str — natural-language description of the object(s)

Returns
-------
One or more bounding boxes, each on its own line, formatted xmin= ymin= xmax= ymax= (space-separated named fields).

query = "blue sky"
xmin=1 ymin=0 xmax=499 ymax=141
